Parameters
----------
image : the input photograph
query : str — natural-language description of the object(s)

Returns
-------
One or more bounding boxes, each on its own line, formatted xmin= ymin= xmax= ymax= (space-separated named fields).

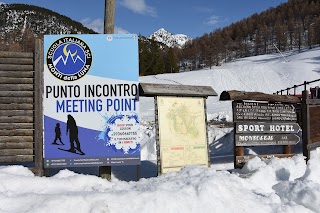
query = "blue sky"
xmin=1 ymin=0 xmax=287 ymax=38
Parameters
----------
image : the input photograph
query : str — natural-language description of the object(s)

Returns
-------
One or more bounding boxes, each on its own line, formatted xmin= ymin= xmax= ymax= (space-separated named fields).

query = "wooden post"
xmin=302 ymin=90 xmax=310 ymax=161
xmin=99 ymin=166 xmax=111 ymax=180
xmin=204 ymin=98 xmax=211 ymax=167
xmin=136 ymin=165 xmax=140 ymax=181
xmin=34 ymin=39 xmax=44 ymax=176
xmin=234 ymin=145 xmax=244 ymax=168
xmin=232 ymin=101 xmax=244 ymax=168
xmin=104 ymin=0 xmax=115 ymax=34
xmin=283 ymin=145 xmax=293 ymax=155
xmin=154 ymin=96 xmax=161 ymax=176
xmin=99 ymin=0 xmax=116 ymax=181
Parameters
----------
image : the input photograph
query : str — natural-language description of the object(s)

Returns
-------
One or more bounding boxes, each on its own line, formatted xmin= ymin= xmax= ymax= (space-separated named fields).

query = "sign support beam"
xmin=34 ymin=38 xmax=44 ymax=176
xmin=104 ymin=0 xmax=115 ymax=34
xmin=229 ymin=98 xmax=300 ymax=168
xmin=100 ymin=0 xmax=115 ymax=181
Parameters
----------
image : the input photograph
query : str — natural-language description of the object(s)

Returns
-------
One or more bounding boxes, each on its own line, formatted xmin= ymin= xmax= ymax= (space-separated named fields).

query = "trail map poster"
xmin=43 ymin=34 xmax=140 ymax=168
xmin=157 ymin=96 xmax=209 ymax=174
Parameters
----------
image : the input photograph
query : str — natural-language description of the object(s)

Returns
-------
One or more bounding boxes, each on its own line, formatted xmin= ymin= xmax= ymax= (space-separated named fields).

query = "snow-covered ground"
xmin=1 ymin=47 xmax=320 ymax=212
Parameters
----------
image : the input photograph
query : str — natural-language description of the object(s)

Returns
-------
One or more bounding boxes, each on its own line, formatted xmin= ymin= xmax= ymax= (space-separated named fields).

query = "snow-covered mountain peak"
xmin=149 ymin=28 xmax=192 ymax=48
xmin=156 ymin=28 xmax=168 ymax=34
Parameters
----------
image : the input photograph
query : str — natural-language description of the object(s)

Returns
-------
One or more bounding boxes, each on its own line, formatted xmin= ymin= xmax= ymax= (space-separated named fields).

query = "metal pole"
xmin=104 ymin=0 xmax=115 ymax=34
xmin=99 ymin=0 xmax=116 ymax=181
xmin=273 ymin=43 xmax=288 ymax=63
xmin=304 ymin=81 xmax=307 ymax=91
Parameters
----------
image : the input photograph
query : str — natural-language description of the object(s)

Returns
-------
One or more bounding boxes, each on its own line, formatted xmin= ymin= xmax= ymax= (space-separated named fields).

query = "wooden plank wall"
xmin=0 ymin=51 xmax=35 ymax=163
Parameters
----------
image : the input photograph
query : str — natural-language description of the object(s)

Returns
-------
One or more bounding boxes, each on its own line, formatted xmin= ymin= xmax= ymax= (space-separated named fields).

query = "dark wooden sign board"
xmin=309 ymin=106 xmax=320 ymax=144
xmin=235 ymin=123 xmax=301 ymax=134
xmin=235 ymin=134 xmax=300 ymax=146
xmin=233 ymin=101 xmax=297 ymax=122
xmin=220 ymin=90 xmax=301 ymax=168
xmin=232 ymin=101 xmax=300 ymax=167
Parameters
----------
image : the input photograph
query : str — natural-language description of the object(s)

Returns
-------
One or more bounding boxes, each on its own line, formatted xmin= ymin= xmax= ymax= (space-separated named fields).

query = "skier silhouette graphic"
xmin=66 ymin=114 xmax=85 ymax=155
xmin=52 ymin=123 xmax=64 ymax=145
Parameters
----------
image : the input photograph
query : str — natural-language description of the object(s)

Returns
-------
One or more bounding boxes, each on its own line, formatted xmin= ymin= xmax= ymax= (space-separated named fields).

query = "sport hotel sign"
xmin=233 ymin=101 xmax=301 ymax=147
xmin=43 ymin=34 xmax=140 ymax=168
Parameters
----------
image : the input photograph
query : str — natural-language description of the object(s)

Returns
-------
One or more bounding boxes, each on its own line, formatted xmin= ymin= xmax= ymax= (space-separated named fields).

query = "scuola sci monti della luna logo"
xmin=46 ymin=37 xmax=92 ymax=81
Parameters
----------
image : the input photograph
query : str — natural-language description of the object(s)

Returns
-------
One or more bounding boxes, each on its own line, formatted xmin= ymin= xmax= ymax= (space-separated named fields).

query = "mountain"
xmin=0 ymin=3 xmax=189 ymax=53
xmin=148 ymin=28 xmax=192 ymax=48
xmin=0 ymin=3 xmax=96 ymax=47
xmin=0 ymin=3 xmax=179 ymax=74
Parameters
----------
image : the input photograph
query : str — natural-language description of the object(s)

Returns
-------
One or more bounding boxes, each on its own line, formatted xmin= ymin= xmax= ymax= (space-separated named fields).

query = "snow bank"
xmin=1 ymin=155 xmax=320 ymax=212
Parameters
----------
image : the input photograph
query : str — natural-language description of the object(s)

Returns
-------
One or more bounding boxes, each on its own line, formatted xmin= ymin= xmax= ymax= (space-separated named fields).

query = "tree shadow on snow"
xmin=209 ymin=129 xmax=234 ymax=156
xmin=43 ymin=160 xmax=158 ymax=182
xmin=112 ymin=160 xmax=158 ymax=181
xmin=209 ymin=129 xmax=234 ymax=165
xmin=44 ymin=166 xmax=99 ymax=177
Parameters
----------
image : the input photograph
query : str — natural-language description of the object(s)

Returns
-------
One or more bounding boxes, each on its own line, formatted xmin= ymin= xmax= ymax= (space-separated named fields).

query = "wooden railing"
xmin=276 ymin=78 xmax=320 ymax=95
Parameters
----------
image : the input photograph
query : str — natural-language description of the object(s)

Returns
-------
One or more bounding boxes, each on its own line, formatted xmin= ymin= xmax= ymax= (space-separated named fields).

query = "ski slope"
xmin=138 ymin=47 xmax=320 ymax=165
xmin=140 ymin=47 xmax=320 ymax=122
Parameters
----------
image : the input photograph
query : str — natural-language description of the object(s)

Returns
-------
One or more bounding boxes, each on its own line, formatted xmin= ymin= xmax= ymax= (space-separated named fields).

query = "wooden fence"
xmin=276 ymin=79 xmax=320 ymax=96
xmin=0 ymin=39 xmax=43 ymax=175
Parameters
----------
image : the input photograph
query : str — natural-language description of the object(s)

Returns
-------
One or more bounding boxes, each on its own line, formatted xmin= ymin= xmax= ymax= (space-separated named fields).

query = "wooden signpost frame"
xmin=154 ymin=96 xmax=210 ymax=175
xmin=34 ymin=39 xmax=44 ymax=176
xmin=139 ymin=83 xmax=217 ymax=175
xmin=220 ymin=90 xmax=301 ymax=168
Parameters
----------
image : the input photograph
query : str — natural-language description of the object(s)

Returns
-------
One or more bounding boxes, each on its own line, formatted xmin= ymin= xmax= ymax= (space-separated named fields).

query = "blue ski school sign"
xmin=43 ymin=34 xmax=140 ymax=168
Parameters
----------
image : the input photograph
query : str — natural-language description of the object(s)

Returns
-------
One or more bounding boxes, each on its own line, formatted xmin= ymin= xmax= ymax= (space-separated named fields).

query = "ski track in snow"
xmin=153 ymin=75 xmax=182 ymax=85
xmin=140 ymin=48 xmax=320 ymax=124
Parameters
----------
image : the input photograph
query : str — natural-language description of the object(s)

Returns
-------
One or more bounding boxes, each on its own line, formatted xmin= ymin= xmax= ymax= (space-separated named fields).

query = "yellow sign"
xmin=157 ymin=96 xmax=209 ymax=174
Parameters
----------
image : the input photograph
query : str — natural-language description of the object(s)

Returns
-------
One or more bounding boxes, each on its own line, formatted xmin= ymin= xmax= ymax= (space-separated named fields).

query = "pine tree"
xmin=165 ymin=48 xmax=179 ymax=73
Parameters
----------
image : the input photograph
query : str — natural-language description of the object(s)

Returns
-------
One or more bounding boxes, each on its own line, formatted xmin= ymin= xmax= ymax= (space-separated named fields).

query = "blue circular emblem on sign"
xmin=46 ymin=37 xmax=92 ymax=81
